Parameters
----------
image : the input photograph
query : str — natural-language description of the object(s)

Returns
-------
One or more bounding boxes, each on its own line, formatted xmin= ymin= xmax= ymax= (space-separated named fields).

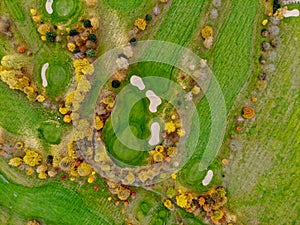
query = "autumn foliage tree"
xmin=201 ymin=26 xmax=213 ymax=39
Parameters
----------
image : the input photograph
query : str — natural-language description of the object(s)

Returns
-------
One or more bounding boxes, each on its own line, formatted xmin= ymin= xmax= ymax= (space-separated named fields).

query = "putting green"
xmin=45 ymin=63 xmax=70 ymax=98
xmin=41 ymin=0 xmax=80 ymax=23
xmin=105 ymin=0 xmax=144 ymax=11
xmin=38 ymin=122 xmax=63 ymax=145
xmin=54 ymin=0 xmax=75 ymax=17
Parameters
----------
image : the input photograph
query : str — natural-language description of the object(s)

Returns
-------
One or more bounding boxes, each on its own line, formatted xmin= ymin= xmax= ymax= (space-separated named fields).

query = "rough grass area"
xmin=225 ymin=13 xmax=300 ymax=225
xmin=105 ymin=0 xmax=144 ymax=11
xmin=0 ymin=172 xmax=124 ymax=225
xmin=3 ymin=0 xmax=25 ymax=22
xmin=0 ymin=82 xmax=52 ymax=136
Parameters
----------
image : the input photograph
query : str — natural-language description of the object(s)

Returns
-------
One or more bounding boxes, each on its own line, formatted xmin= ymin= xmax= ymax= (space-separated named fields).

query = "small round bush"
xmin=86 ymin=49 xmax=96 ymax=57
xmin=69 ymin=29 xmax=79 ymax=36
xmin=112 ymin=80 xmax=121 ymax=88
xmin=88 ymin=34 xmax=97 ymax=42
xmin=46 ymin=32 xmax=56 ymax=42
xmin=145 ymin=14 xmax=153 ymax=21
xmin=83 ymin=19 xmax=92 ymax=28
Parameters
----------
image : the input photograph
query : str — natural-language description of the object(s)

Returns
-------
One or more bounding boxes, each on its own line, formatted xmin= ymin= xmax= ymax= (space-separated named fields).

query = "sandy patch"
xmin=41 ymin=63 xmax=49 ymax=87
xmin=284 ymin=9 xmax=300 ymax=17
xmin=148 ymin=122 xmax=161 ymax=146
xmin=46 ymin=0 xmax=54 ymax=14
xmin=146 ymin=90 xmax=162 ymax=113
xmin=130 ymin=75 xmax=145 ymax=90
xmin=202 ymin=170 xmax=213 ymax=186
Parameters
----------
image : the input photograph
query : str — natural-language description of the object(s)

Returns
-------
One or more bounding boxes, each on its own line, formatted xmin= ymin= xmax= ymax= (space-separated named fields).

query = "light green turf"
xmin=105 ymin=0 xmax=144 ymax=11
xmin=45 ymin=63 xmax=71 ymax=98
xmin=3 ymin=0 xmax=25 ymax=22
xmin=0 ymin=82 xmax=53 ymax=136
xmin=0 ymin=172 xmax=122 ymax=225
xmin=39 ymin=0 xmax=82 ymax=23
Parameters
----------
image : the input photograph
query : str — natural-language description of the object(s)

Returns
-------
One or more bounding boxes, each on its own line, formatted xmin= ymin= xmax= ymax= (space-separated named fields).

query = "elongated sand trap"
xmin=46 ymin=0 xmax=54 ymax=14
xmin=146 ymin=90 xmax=162 ymax=113
xmin=202 ymin=170 xmax=213 ymax=186
xmin=130 ymin=75 xmax=145 ymax=90
xmin=284 ymin=9 xmax=300 ymax=17
xmin=41 ymin=63 xmax=49 ymax=87
xmin=148 ymin=122 xmax=161 ymax=146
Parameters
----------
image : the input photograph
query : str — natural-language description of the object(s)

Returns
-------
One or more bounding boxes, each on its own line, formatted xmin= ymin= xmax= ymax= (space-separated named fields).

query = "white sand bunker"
xmin=41 ymin=63 xmax=49 ymax=87
xmin=146 ymin=90 xmax=162 ymax=113
xmin=284 ymin=9 xmax=300 ymax=17
xmin=130 ymin=75 xmax=145 ymax=90
xmin=46 ymin=0 xmax=54 ymax=14
xmin=148 ymin=122 xmax=161 ymax=146
xmin=202 ymin=170 xmax=213 ymax=186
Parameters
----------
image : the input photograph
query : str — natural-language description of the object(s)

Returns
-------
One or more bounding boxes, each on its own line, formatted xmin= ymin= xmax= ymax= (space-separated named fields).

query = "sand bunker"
xmin=148 ymin=122 xmax=161 ymax=146
xmin=130 ymin=75 xmax=145 ymax=90
xmin=284 ymin=9 xmax=300 ymax=17
xmin=202 ymin=170 xmax=213 ymax=186
xmin=46 ymin=0 xmax=54 ymax=14
xmin=41 ymin=63 xmax=49 ymax=87
xmin=146 ymin=90 xmax=162 ymax=113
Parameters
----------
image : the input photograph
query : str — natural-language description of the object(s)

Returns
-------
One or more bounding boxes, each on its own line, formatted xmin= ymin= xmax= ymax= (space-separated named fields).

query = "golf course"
xmin=0 ymin=0 xmax=299 ymax=224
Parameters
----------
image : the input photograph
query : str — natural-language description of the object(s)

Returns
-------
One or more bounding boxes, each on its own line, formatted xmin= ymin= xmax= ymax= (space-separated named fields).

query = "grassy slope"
xmin=225 ymin=12 xmax=300 ymax=225
xmin=0 ymin=172 xmax=121 ymax=225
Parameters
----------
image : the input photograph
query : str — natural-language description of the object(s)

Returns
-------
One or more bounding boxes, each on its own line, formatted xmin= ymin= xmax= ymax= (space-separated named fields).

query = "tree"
xmin=78 ymin=162 xmax=93 ymax=176
xmin=1 ymin=54 xmax=26 ymax=69
xmin=111 ymin=80 xmax=121 ymax=88
xmin=134 ymin=18 xmax=147 ymax=31
xmin=86 ymin=49 xmax=96 ymax=57
xmin=201 ymin=26 xmax=213 ymax=39
xmin=23 ymin=149 xmax=42 ymax=167
xmin=46 ymin=31 xmax=56 ymax=42
xmin=145 ymin=14 xmax=153 ymax=21
xmin=83 ymin=19 xmax=92 ymax=28
xmin=88 ymin=33 xmax=97 ymax=42
xmin=8 ymin=157 xmax=23 ymax=167
xmin=69 ymin=29 xmax=79 ymax=36
xmin=242 ymin=107 xmax=255 ymax=119
xmin=37 ymin=24 xmax=50 ymax=36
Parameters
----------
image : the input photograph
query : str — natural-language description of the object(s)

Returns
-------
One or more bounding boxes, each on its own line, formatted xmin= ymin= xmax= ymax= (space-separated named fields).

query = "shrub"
xmin=112 ymin=80 xmax=121 ymax=88
xmin=69 ymin=29 xmax=79 ymax=36
xmin=145 ymin=14 xmax=153 ymax=21
xmin=201 ymin=26 xmax=213 ymax=39
xmin=83 ymin=19 xmax=92 ymax=28
xmin=86 ymin=49 xmax=96 ymax=57
xmin=88 ymin=33 xmax=97 ymax=42
xmin=46 ymin=32 xmax=56 ymax=42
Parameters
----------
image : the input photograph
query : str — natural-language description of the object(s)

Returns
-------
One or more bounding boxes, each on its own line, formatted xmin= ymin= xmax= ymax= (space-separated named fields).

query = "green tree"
xmin=88 ymin=34 xmax=97 ymax=42
xmin=46 ymin=32 xmax=56 ymax=42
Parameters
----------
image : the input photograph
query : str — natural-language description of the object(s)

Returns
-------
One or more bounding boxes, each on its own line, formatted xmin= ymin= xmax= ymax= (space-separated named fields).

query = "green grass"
xmin=39 ymin=0 xmax=83 ymax=24
xmin=38 ymin=122 xmax=63 ymax=145
xmin=3 ymin=0 xmax=25 ymax=22
xmin=55 ymin=0 xmax=76 ymax=17
xmin=0 ymin=82 xmax=53 ymax=136
xmin=105 ymin=0 xmax=144 ymax=11
xmin=0 ymin=173 xmax=120 ymax=225
xmin=45 ymin=62 xmax=71 ymax=98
